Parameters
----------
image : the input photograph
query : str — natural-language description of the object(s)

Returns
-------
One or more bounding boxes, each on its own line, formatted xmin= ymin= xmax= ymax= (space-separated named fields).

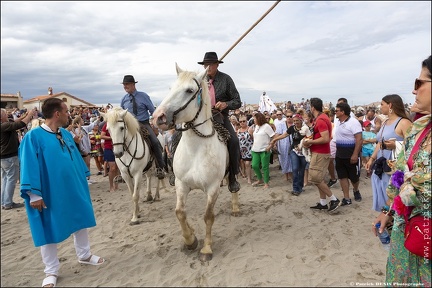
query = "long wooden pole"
xmin=219 ymin=0 xmax=282 ymax=61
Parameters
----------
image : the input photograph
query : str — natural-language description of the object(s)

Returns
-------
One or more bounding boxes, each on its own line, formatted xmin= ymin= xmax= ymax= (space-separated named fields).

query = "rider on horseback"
xmin=120 ymin=75 xmax=166 ymax=179
xmin=197 ymin=52 xmax=242 ymax=192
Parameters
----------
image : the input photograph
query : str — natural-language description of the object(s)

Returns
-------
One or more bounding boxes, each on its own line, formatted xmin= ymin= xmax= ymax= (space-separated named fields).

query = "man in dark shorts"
xmin=334 ymin=102 xmax=363 ymax=205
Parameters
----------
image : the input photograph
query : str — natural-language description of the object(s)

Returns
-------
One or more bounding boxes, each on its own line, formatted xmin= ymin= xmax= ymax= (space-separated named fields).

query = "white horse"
xmin=101 ymin=107 xmax=165 ymax=225
xmin=152 ymin=63 xmax=240 ymax=261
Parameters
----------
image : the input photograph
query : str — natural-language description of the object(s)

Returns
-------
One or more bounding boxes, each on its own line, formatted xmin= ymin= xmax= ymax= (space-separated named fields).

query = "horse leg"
xmin=160 ymin=177 xmax=167 ymax=190
xmin=145 ymin=172 xmax=154 ymax=202
xmin=154 ymin=177 xmax=161 ymax=201
xmin=129 ymin=177 xmax=140 ymax=225
xmin=199 ymin=191 xmax=219 ymax=261
xmin=231 ymin=192 xmax=240 ymax=217
xmin=175 ymin=186 xmax=198 ymax=251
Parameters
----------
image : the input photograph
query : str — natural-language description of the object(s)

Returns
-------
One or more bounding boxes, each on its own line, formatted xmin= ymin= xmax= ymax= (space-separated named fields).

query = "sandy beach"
xmin=1 ymin=158 xmax=389 ymax=287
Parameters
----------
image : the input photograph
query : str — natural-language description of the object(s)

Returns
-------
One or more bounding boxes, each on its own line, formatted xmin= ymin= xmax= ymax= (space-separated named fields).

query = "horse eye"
xmin=186 ymin=88 xmax=193 ymax=93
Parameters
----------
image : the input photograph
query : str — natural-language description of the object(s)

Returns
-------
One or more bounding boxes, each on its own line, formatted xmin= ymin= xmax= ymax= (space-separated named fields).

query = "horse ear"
xmin=120 ymin=109 xmax=127 ymax=118
xmin=175 ymin=62 xmax=183 ymax=75
xmin=197 ymin=67 xmax=208 ymax=82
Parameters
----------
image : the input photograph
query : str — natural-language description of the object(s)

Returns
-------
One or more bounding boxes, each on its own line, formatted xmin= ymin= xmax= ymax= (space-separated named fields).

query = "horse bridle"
xmin=172 ymin=78 xmax=219 ymax=138
xmin=112 ymin=119 xmax=148 ymax=178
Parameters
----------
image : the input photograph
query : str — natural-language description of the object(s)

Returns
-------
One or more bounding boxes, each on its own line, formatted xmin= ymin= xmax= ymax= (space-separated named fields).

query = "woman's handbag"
xmin=404 ymin=215 xmax=431 ymax=259
xmin=402 ymin=122 xmax=432 ymax=259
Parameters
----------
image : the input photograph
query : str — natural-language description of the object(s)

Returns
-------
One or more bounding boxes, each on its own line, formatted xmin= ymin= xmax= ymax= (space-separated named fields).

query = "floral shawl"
xmin=387 ymin=114 xmax=431 ymax=226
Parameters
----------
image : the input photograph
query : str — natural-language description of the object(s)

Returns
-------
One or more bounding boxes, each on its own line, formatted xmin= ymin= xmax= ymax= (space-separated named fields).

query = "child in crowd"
xmin=361 ymin=120 xmax=376 ymax=178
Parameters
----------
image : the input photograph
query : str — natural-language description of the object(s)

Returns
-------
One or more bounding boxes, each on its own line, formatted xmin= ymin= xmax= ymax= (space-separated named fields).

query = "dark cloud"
xmin=1 ymin=1 xmax=431 ymax=107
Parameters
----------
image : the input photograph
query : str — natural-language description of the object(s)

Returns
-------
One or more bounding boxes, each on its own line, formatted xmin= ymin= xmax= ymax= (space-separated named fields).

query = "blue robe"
xmin=274 ymin=119 xmax=292 ymax=174
xmin=19 ymin=126 xmax=95 ymax=247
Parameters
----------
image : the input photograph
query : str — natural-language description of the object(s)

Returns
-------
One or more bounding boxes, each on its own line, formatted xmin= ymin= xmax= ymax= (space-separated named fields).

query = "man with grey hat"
xmin=120 ymin=75 xmax=165 ymax=179
xmin=197 ymin=51 xmax=242 ymax=192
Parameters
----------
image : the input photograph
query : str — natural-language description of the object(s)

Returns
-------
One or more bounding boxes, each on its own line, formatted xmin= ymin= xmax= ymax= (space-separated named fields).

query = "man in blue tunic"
xmin=19 ymin=98 xmax=105 ymax=288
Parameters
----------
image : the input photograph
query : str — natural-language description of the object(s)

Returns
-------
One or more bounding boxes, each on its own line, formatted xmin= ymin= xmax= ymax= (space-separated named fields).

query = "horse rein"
xmin=112 ymin=119 xmax=148 ymax=178
xmin=172 ymin=77 xmax=221 ymax=138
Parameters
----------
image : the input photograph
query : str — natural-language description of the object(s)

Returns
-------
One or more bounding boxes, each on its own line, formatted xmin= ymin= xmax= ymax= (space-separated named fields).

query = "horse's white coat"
xmin=152 ymin=64 xmax=240 ymax=261
xmin=101 ymin=107 xmax=165 ymax=224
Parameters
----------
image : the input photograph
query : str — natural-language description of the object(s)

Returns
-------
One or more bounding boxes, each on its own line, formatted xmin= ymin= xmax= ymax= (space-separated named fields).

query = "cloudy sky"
xmin=1 ymin=1 xmax=431 ymax=108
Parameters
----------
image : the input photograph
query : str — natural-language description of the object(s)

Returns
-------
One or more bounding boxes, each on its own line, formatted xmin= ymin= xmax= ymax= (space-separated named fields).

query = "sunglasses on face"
xmin=276 ymin=114 xmax=282 ymax=116
xmin=239 ymin=120 xmax=247 ymax=123
xmin=414 ymin=78 xmax=432 ymax=90
xmin=286 ymin=115 xmax=293 ymax=118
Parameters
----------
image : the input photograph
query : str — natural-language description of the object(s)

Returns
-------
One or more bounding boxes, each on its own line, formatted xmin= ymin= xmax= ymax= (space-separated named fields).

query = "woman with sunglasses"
xmin=250 ymin=112 xmax=275 ymax=188
xmin=237 ymin=116 xmax=254 ymax=184
xmin=273 ymin=112 xmax=293 ymax=181
xmin=371 ymin=55 xmax=431 ymax=286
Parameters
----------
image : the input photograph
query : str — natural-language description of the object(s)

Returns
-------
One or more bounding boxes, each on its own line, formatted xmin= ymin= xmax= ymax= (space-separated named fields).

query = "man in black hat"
xmin=120 ymin=75 xmax=165 ymax=178
xmin=198 ymin=51 xmax=242 ymax=192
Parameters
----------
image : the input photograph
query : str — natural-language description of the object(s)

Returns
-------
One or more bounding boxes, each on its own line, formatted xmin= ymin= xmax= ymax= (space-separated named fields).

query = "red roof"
xmin=24 ymin=92 xmax=94 ymax=106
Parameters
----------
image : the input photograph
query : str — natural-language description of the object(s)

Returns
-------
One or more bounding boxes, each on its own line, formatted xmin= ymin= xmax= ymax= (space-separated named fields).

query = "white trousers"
xmin=40 ymin=228 xmax=91 ymax=276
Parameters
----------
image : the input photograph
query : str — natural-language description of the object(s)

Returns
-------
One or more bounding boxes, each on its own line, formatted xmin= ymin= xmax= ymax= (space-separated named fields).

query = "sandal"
xmin=42 ymin=275 xmax=57 ymax=287
xmin=251 ymin=181 xmax=263 ymax=187
xmin=78 ymin=254 xmax=105 ymax=266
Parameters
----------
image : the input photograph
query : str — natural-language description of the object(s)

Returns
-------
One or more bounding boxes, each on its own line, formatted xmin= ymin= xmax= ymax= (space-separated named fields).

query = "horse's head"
xmin=153 ymin=63 xmax=210 ymax=131
xmin=103 ymin=107 xmax=140 ymax=158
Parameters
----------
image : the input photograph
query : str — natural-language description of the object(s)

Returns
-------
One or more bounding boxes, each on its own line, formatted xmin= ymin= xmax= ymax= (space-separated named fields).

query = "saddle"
xmin=211 ymin=109 xmax=225 ymax=125
xmin=138 ymin=124 xmax=156 ymax=173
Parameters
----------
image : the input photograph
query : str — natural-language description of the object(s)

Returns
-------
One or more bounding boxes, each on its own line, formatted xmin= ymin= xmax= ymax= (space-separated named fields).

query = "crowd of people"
xmin=1 ymin=54 xmax=430 ymax=287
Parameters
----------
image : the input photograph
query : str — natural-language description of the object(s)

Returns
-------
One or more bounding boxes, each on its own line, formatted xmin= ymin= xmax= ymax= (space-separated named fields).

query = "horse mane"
xmin=106 ymin=107 xmax=140 ymax=135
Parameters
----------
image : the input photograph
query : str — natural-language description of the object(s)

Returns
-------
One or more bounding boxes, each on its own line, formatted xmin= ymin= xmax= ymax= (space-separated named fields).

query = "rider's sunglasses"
xmin=414 ymin=78 xmax=432 ymax=90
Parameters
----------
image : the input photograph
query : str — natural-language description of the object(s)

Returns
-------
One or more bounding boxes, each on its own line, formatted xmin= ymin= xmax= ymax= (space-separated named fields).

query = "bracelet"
xmin=370 ymin=156 xmax=376 ymax=161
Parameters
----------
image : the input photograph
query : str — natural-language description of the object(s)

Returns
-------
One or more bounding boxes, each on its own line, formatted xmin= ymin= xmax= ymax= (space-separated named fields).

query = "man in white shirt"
xmin=334 ymin=102 xmax=363 ymax=205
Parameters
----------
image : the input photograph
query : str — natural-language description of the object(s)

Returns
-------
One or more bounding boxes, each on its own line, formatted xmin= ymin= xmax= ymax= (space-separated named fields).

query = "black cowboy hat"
xmin=197 ymin=52 xmax=224 ymax=65
xmin=121 ymin=75 xmax=138 ymax=84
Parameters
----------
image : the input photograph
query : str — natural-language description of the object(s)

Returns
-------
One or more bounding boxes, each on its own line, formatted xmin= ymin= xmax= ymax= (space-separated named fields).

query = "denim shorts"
xmin=103 ymin=149 xmax=115 ymax=162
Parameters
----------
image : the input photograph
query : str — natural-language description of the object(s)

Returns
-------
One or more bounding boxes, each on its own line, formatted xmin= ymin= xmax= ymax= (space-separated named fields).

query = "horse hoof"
xmin=129 ymin=220 xmax=140 ymax=225
xmin=185 ymin=236 xmax=198 ymax=251
xmin=231 ymin=211 xmax=240 ymax=217
xmin=199 ymin=252 xmax=213 ymax=262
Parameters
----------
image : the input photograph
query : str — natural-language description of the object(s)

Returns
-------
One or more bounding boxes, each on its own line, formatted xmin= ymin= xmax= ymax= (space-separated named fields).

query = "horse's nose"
xmin=114 ymin=151 xmax=123 ymax=158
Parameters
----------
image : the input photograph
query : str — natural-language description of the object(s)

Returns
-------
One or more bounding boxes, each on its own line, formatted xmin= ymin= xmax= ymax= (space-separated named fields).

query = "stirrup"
xmin=155 ymin=168 xmax=165 ymax=179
